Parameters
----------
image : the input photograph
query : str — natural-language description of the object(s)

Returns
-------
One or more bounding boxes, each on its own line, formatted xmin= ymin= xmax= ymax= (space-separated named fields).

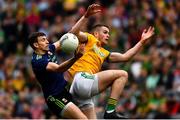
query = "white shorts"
xmin=69 ymin=72 xmax=99 ymax=109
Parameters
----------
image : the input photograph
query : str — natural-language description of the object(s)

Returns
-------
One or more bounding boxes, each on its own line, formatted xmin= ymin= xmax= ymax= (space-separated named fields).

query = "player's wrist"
xmin=71 ymin=57 xmax=78 ymax=62
xmin=84 ymin=12 xmax=90 ymax=18
xmin=73 ymin=54 xmax=81 ymax=60
xmin=139 ymin=40 xmax=145 ymax=45
xmin=74 ymin=55 xmax=81 ymax=60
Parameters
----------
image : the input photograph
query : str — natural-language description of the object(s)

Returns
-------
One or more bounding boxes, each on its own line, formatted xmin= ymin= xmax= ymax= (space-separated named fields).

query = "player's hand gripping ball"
xmin=60 ymin=33 xmax=79 ymax=54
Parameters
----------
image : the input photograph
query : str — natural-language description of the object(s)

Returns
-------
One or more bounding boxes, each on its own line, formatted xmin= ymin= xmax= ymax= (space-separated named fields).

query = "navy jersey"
xmin=31 ymin=44 xmax=67 ymax=98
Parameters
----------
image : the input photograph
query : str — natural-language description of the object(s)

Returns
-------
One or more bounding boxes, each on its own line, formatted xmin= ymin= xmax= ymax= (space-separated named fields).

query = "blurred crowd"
xmin=0 ymin=0 xmax=179 ymax=119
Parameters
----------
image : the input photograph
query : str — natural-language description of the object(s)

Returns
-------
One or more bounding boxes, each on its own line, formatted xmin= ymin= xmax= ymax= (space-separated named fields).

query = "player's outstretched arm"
xmin=108 ymin=26 xmax=155 ymax=62
xmin=53 ymin=4 xmax=101 ymax=51
xmin=46 ymin=44 xmax=84 ymax=72
xmin=69 ymin=4 xmax=101 ymax=42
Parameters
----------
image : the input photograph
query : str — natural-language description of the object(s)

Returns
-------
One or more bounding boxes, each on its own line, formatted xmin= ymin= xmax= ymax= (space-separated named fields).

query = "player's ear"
xmin=94 ymin=31 xmax=99 ymax=37
xmin=33 ymin=42 xmax=38 ymax=48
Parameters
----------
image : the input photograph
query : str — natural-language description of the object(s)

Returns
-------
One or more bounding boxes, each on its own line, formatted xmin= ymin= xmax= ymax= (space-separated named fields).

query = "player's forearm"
xmin=123 ymin=41 xmax=144 ymax=61
xmin=57 ymin=57 xmax=78 ymax=72
xmin=69 ymin=16 xmax=88 ymax=35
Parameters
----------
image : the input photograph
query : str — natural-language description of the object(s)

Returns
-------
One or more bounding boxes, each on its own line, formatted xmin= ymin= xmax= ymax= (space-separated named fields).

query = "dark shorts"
xmin=46 ymin=88 xmax=73 ymax=118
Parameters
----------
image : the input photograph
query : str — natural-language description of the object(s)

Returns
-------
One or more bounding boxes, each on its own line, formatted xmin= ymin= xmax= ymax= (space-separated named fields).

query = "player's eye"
xmin=104 ymin=31 xmax=108 ymax=34
xmin=41 ymin=38 xmax=47 ymax=42
xmin=104 ymin=29 xmax=108 ymax=33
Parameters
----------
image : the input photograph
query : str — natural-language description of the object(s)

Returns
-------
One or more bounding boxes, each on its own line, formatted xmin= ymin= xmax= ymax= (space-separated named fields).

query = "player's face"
xmin=36 ymin=36 xmax=49 ymax=51
xmin=98 ymin=26 xmax=110 ymax=46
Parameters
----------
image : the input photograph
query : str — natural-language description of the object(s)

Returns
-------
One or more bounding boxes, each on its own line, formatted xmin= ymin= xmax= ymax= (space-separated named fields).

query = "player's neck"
xmin=34 ymin=49 xmax=46 ymax=55
xmin=98 ymin=40 xmax=106 ymax=47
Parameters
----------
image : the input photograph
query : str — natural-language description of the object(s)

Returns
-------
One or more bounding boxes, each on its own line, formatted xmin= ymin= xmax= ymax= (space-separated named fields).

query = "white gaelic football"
xmin=59 ymin=33 xmax=79 ymax=53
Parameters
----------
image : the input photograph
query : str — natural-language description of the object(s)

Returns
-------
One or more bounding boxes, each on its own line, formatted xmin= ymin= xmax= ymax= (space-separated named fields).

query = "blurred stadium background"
xmin=0 ymin=0 xmax=179 ymax=119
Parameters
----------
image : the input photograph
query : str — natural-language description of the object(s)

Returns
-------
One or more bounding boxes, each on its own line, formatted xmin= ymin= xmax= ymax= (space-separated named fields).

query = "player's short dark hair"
xmin=28 ymin=32 xmax=46 ymax=50
xmin=90 ymin=24 xmax=110 ymax=33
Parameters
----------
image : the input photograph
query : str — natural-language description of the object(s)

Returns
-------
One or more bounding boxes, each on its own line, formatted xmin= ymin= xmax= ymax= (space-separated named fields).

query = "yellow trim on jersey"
xmin=68 ymin=32 xmax=110 ymax=78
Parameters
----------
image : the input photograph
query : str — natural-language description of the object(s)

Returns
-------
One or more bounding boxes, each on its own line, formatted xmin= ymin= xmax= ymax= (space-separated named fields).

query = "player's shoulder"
xmin=84 ymin=32 xmax=95 ymax=38
xmin=31 ymin=53 xmax=47 ymax=64
xmin=31 ymin=53 xmax=49 ymax=71
xmin=84 ymin=32 xmax=98 ymax=43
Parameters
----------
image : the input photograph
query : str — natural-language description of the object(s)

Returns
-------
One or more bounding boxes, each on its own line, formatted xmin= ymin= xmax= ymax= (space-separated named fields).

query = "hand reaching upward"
xmin=69 ymin=4 xmax=102 ymax=36
xmin=84 ymin=4 xmax=101 ymax=18
xmin=140 ymin=26 xmax=155 ymax=44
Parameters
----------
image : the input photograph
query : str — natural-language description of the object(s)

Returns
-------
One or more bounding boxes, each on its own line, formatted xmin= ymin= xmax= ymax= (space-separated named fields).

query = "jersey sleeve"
xmin=84 ymin=32 xmax=97 ymax=46
xmin=49 ymin=44 xmax=56 ymax=52
xmin=105 ymin=52 xmax=111 ymax=62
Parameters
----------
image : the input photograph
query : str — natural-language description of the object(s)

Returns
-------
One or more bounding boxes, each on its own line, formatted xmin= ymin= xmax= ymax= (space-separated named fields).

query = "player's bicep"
xmin=46 ymin=62 xmax=59 ymax=72
xmin=108 ymin=52 xmax=128 ymax=62
xmin=77 ymin=31 xmax=88 ymax=43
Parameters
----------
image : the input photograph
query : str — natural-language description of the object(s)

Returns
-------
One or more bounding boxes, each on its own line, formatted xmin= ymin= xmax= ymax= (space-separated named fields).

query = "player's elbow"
xmin=121 ymin=54 xmax=131 ymax=62
xmin=68 ymin=29 xmax=74 ymax=34
xmin=69 ymin=28 xmax=79 ymax=35
xmin=124 ymin=57 xmax=131 ymax=62
xmin=119 ymin=54 xmax=129 ymax=62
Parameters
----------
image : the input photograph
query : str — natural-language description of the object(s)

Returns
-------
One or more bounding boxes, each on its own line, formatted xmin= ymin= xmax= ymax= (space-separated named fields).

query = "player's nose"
xmin=106 ymin=34 xmax=110 ymax=38
xmin=106 ymin=35 xmax=109 ymax=40
xmin=45 ymin=39 xmax=49 ymax=44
